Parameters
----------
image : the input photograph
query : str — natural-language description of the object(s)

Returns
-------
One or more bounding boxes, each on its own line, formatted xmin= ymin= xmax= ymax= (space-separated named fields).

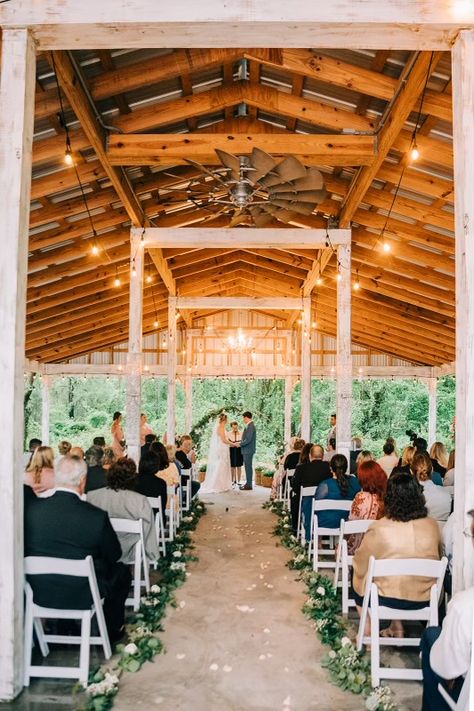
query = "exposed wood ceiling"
xmin=27 ymin=47 xmax=455 ymax=366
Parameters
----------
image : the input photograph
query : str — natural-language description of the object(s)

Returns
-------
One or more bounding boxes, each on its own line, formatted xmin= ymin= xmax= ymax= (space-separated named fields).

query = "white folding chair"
xmin=296 ymin=485 xmax=316 ymax=544
xmin=165 ymin=486 xmax=179 ymax=542
xmin=24 ymin=555 xmax=111 ymax=685
xmin=310 ymin=500 xmax=353 ymax=570
xmin=356 ymin=555 xmax=448 ymax=686
xmin=110 ymin=518 xmax=150 ymax=611
xmin=182 ymin=475 xmax=192 ymax=511
xmin=333 ymin=519 xmax=374 ymax=615
xmin=282 ymin=469 xmax=295 ymax=510
xmin=147 ymin=497 xmax=166 ymax=558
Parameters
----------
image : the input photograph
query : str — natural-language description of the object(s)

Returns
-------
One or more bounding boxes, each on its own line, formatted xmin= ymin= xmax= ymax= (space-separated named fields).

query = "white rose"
xmin=340 ymin=636 xmax=352 ymax=647
xmin=151 ymin=584 xmax=161 ymax=593
xmin=173 ymin=550 xmax=182 ymax=558
xmin=328 ymin=650 xmax=337 ymax=659
xmin=124 ymin=643 xmax=138 ymax=655
xmin=316 ymin=586 xmax=326 ymax=596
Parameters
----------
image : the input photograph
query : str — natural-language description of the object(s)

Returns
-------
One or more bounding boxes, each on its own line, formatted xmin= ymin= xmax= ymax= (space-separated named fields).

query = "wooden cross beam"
xmin=176 ymin=297 xmax=303 ymax=310
xmin=106 ymin=133 xmax=377 ymax=166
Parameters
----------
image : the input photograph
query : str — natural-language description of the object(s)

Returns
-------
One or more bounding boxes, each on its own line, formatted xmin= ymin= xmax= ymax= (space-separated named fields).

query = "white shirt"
xmin=376 ymin=453 xmax=399 ymax=477
xmin=444 ymin=467 xmax=455 ymax=487
xmin=420 ymin=479 xmax=452 ymax=522
xmin=430 ymin=587 xmax=474 ymax=711
xmin=442 ymin=512 xmax=454 ymax=573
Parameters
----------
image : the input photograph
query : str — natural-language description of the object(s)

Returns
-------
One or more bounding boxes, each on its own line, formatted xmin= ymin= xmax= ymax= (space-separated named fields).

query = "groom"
xmin=239 ymin=411 xmax=256 ymax=491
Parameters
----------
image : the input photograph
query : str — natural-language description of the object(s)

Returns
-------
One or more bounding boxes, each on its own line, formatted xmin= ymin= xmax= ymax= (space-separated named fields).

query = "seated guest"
xmin=356 ymin=450 xmax=374 ymax=471
xmin=175 ymin=435 xmax=200 ymax=498
xmin=430 ymin=441 xmax=449 ymax=478
xmin=313 ymin=454 xmax=361 ymax=529
xmin=102 ymin=447 xmax=116 ymax=472
xmin=377 ymin=441 xmax=399 ymax=477
xmin=85 ymin=445 xmax=107 ymax=493
xmin=25 ymin=446 xmax=55 ymax=495
xmin=298 ymin=442 xmax=312 ymax=466
xmin=136 ymin=450 xmax=167 ymax=517
xmin=411 ymin=452 xmax=452 ymax=522
xmin=420 ymin=508 xmax=474 ymax=711
xmin=70 ymin=446 xmax=85 ymax=460
xmin=87 ymin=458 xmax=159 ymax=564
xmin=353 ymin=470 xmax=441 ymax=638
xmin=24 ymin=455 xmax=131 ymax=642
xmin=350 ymin=437 xmax=363 ymax=475
xmin=414 ymin=437 xmax=444 ymax=482
xmin=283 ymin=438 xmax=305 ymax=471
xmin=323 ymin=438 xmax=336 ymax=463
xmin=151 ymin=442 xmax=180 ymax=509
xmin=290 ymin=444 xmax=331 ymax=537
xmin=57 ymin=440 xmax=72 ymax=462
xmin=347 ymin=461 xmax=386 ymax=554
xmin=141 ymin=433 xmax=157 ymax=460
xmin=399 ymin=445 xmax=415 ymax=471
xmin=23 ymin=437 xmax=42 ymax=469
xmin=444 ymin=449 xmax=455 ymax=487
xmin=93 ymin=436 xmax=106 ymax=447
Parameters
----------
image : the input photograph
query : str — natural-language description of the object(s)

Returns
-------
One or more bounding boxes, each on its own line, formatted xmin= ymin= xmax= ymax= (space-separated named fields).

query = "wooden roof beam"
xmin=51 ymin=51 xmax=176 ymax=295
xmin=339 ymin=51 xmax=443 ymax=228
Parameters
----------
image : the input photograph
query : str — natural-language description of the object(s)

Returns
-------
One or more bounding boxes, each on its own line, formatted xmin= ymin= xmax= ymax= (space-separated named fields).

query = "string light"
xmin=114 ymin=267 xmax=121 ymax=288
xmin=336 ymin=271 xmax=342 ymax=282
xmin=410 ymin=143 xmax=420 ymax=162
xmin=146 ymin=274 xmax=152 ymax=284
xmin=64 ymin=141 xmax=73 ymax=166
xmin=153 ymin=319 xmax=159 ymax=328
xmin=311 ymin=320 xmax=316 ymax=328
xmin=353 ymin=271 xmax=361 ymax=291
xmin=91 ymin=244 xmax=99 ymax=256
xmin=383 ymin=242 xmax=391 ymax=253
xmin=131 ymin=259 xmax=137 ymax=278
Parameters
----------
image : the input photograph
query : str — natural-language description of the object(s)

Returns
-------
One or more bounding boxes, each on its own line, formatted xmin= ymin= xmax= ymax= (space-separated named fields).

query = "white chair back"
xmin=147 ymin=496 xmax=166 ymax=557
xmin=296 ymin=486 xmax=317 ymax=543
xmin=110 ymin=517 xmax=150 ymax=611
xmin=356 ymin=555 xmax=448 ymax=687
xmin=309 ymin=499 xmax=353 ymax=569
xmin=23 ymin=555 xmax=111 ymax=685
xmin=283 ymin=469 xmax=295 ymax=509
xmin=333 ymin=518 xmax=374 ymax=614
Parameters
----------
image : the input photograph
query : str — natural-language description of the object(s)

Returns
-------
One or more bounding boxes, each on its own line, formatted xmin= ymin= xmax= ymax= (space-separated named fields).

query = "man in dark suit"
xmin=140 ymin=433 xmax=157 ymax=461
xmin=290 ymin=444 xmax=331 ymax=535
xmin=350 ymin=437 xmax=363 ymax=475
xmin=24 ymin=455 xmax=130 ymax=642
xmin=175 ymin=435 xmax=200 ymax=498
xmin=84 ymin=445 xmax=107 ymax=493
xmin=240 ymin=411 xmax=256 ymax=490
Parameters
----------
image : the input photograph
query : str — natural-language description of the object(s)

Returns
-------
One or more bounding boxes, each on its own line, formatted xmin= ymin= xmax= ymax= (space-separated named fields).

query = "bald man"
xmin=290 ymin=444 xmax=332 ymax=536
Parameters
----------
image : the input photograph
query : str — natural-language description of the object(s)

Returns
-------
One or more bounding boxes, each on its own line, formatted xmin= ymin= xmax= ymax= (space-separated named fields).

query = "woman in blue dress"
xmin=313 ymin=453 xmax=361 ymax=529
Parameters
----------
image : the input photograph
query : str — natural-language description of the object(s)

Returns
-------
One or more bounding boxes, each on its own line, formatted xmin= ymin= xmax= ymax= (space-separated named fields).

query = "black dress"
xmin=229 ymin=431 xmax=244 ymax=467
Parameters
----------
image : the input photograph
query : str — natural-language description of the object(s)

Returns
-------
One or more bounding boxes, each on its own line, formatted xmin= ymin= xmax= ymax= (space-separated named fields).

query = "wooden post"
xmin=427 ymin=377 xmax=437 ymax=446
xmin=301 ymin=297 xmax=311 ymax=441
xmin=452 ymin=30 xmax=474 ymax=594
xmin=125 ymin=231 xmax=144 ymax=463
xmin=167 ymin=296 xmax=177 ymax=443
xmin=336 ymin=242 xmax=352 ymax=461
xmin=41 ymin=375 xmax=52 ymax=445
xmin=0 ymin=28 xmax=36 ymax=701
xmin=284 ymin=376 xmax=294 ymax=445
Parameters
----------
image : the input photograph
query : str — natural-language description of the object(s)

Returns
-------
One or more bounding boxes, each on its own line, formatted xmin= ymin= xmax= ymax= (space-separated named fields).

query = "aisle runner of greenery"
xmin=265 ymin=500 xmax=397 ymax=711
xmin=76 ymin=500 xmax=207 ymax=711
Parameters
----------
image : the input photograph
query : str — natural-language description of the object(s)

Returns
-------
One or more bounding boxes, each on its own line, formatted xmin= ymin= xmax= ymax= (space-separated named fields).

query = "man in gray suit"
xmin=239 ymin=411 xmax=256 ymax=490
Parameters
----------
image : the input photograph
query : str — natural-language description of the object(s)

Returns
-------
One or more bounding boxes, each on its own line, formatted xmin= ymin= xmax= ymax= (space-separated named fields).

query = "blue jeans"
xmin=420 ymin=627 xmax=463 ymax=710
xmin=242 ymin=450 xmax=254 ymax=487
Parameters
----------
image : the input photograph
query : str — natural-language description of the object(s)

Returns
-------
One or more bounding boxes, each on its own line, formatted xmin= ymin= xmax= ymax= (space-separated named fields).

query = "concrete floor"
xmin=2 ymin=487 xmax=422 ymax=711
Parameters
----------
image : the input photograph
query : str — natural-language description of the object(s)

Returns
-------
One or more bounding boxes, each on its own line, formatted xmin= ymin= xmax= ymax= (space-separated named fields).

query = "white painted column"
xmin=167 ymin=296 xmax=177 ymax=443
xmin=452 ymin=30 xmax=474 ymax=593
xmin=41 ymin=375 xmax=52 ymax=445
xmin=301 ymin=297 xmax=311 ymax=441
xmin=184 ymin=376 xmax=193 ymax=433
xmin=284 ymin=376 xmax=294 ymax=445
xmin=125 ymin=231 xmax=144 ymax=463
xmin=0 ymin=28 xmax=36 ymax=701
xmin=427 ymin=377 xmax=437 ymax=446
xmin=336 ymin=242 xmax=352 ymax=461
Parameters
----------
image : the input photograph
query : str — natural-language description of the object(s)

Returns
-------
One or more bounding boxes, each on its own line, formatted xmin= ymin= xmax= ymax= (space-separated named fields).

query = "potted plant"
xmin=255 ymin=465 xmax=264 ymax=486
xmin=261 ymin=469 xmax=274 ymax=488
xmin=198 ymin=463 xmax=207 ymax=483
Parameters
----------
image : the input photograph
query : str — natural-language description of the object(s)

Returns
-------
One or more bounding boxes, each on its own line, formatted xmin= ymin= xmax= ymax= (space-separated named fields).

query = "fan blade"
xmin=275 ymin=155 xmax=307 ymax=182
xmin=250 ymin=147 xmax=277 ymax=182
xmin=185 ymin=158 xmax=230 ymax=190
xmin=229 ymin=211 xmax=250 ymax=227
xmin=215 ymin=149 xmax=241 ymax=181
xmin=269 ymin=198 xmax=315 ymax=215
xmin=268 ymin=189 xmax=327 ymax=204
xmin=272 ymin=209 xmax=296 ymax=225
xmin=249 ymin=207 xmax=274 ymax=227
xmin=200 ymin=205 xmax=233 ymax=223
xmin=269 ymin=168 xmax=325 ymax=193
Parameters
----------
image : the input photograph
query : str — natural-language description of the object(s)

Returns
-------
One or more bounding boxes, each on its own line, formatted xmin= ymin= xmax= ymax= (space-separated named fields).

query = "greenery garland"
xmin=265 ymin=500 xmax=397 ymax=711
xmin=75 ymin=500 xmax=207 ymax=710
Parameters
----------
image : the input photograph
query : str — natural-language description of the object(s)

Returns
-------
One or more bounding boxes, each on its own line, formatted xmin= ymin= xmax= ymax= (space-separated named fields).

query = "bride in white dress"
xmin=200 ymin=413 xmax=234 ymax=494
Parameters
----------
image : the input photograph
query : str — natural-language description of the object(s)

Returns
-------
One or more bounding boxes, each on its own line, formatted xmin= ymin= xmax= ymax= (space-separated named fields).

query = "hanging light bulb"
xmin=410 ymin=144 xmax=420 ymax=161
xmin=353 ymin=280 xmax=360 ymax=291
xmin=64 ymin=142 xmax=73 ymax=166
xmin=146 ymin=274 xmax=152 ymax=284
xmin=175 ymin=311 xmax=180 ymax=320
xmin=91 ymin=244 xmax=99 ymax=256
xmin=131 ymin=259 xmax=137 ymax=278
xmin=114 ymin=274 xmax=121 ymax=287
xmin=312 ymin=320 xmax=316 ymax=328
xmin=153 ymin=319 xmax=159 ymax=328
xmin=383 ymin=241 xmax=391 ymax=253
xmin=316 ymin=275 xmax=323 ymax=286
xmin=336 ymin=271 xmax=342 ymax=282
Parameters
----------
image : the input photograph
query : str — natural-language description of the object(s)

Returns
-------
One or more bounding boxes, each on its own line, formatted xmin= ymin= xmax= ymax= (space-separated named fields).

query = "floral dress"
xmin=347 ymin=491 xmax=384 ymax=555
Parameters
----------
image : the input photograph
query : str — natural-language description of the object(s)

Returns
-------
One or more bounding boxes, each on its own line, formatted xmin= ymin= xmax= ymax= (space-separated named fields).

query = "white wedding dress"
xmin=200 ymin=420 xmax=232 ymax=493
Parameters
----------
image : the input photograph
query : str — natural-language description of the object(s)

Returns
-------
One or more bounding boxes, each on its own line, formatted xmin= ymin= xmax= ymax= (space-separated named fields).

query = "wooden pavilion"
xmin=1 ymin=1 xmax=474 ymax=701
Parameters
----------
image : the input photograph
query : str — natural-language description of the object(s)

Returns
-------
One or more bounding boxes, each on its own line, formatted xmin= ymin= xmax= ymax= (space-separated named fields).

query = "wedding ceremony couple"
xmin=200 ymin=411 xmax=256 ymax=494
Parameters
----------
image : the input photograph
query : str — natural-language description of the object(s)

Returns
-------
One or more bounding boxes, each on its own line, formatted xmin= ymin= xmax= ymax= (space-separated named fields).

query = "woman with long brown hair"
xmin=25 ymin=446 xmax=55 ymax=494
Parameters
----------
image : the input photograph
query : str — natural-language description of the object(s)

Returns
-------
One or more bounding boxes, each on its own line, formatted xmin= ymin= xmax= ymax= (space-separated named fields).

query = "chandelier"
xmin=227 ymin=328 xmax=253 ymax=351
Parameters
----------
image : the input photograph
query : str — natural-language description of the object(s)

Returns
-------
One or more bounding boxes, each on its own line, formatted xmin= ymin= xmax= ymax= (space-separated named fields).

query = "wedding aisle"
xmin=114 ymin=488 xmax=363 ymax=711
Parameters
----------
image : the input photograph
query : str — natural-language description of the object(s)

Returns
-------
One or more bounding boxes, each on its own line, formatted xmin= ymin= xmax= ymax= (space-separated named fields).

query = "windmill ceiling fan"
xmin=159 ymin=148 xmax=327 ymax=227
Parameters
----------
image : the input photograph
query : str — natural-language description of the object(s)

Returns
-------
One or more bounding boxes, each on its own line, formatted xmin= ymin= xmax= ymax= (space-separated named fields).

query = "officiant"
xmin=229 ymin=421 xmax=243 ymax=487
xmin=240 ymin=411 xmax=256 ymax=491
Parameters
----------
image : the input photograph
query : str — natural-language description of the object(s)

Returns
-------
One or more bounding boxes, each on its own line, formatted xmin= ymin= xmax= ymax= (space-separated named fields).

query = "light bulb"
xmin=353 ymin=281 xmax=360 ymax=291
xmin=153 ymin=320 xmax=159 ymax=328
xmin=114 ymin=277 xmax=121 ymax=287
xmin=410 ymin=145 xmax=420 ymax=161
xmin=312 ymin=320 xmax=316 ymax=328
xmin=316 ymin=276 xmax=322 ymax=286
xmin=91 ymin=244 xmax=99 ymax=256
xmin=143 ymin=365 xmax=149 ymax=372
xmin=146 ymin=275 xmax=152 ymax=284
xmin=175 ymin=311 xmax=180 ymax=319
xmin=337 ymin=272 xmax=342 ymax=281
xmin=132 ymin=265 xmax=137 ymax=277
xmin=64 ymin=148 xmax=73 ymax=166
xmin=383 ymin=242 xmax=391 ymax=253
